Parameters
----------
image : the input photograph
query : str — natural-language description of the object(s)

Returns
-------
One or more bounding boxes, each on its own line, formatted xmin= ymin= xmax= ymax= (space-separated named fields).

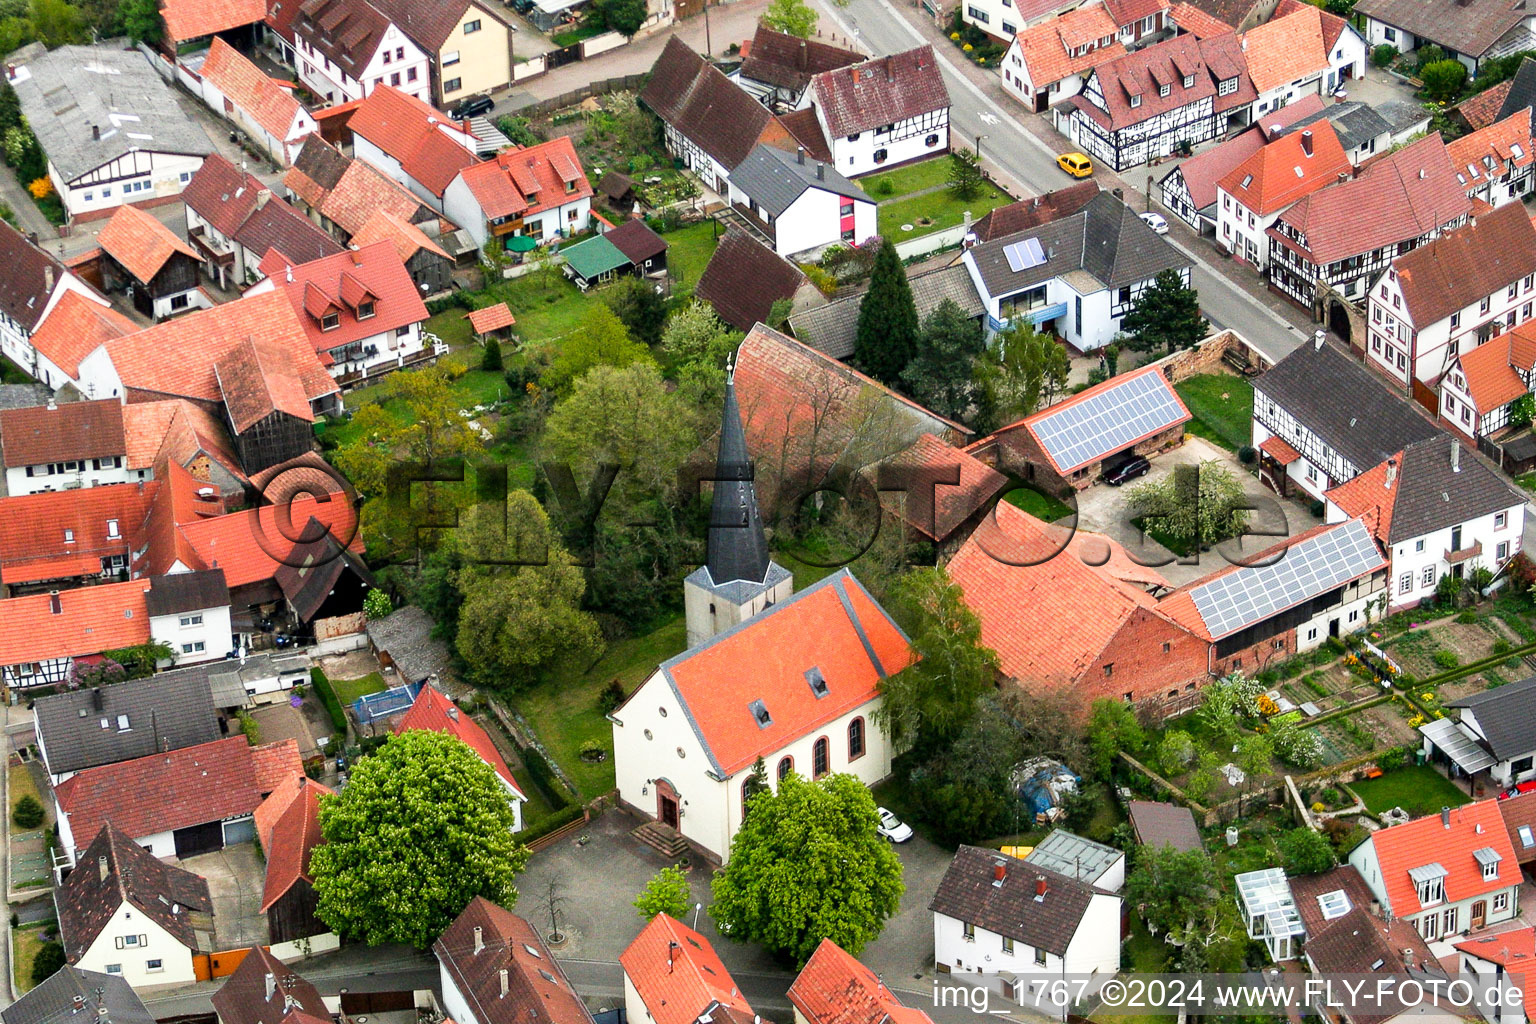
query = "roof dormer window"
xmin=356 ymin=300 xmax=375 ymax=320
xmin=1129 ymin=93 xmax=1142 ymax=108
xmin=1182 ymin=73 xmax=1194 ymax=87
xmin=1159 ymin=83 xmax=1170 ymax=97
xmin=321 ymin=312 xmax=340 ymax=331
xmin=1410 ymin=863 xmax=1446 ymax=907
xmin=1475 ymin=847 xmax=1502 ymax=881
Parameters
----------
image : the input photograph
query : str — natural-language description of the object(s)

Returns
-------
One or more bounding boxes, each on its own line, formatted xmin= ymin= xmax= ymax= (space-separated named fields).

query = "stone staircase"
xmin=631 ymin=820 xmax=688 ymax=859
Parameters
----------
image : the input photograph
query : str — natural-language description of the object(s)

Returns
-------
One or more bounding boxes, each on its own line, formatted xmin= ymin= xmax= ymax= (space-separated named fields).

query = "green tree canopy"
xmin=1128 ymin=460 xmax=1252 ymax=547
xmin=604 ymin=275 xmax=668 ymax=347
xmin=710 ymin=772 xmax=902 ymax=964
xmin=947 ymin=147 xmax=983 ymax=201
xmin=1420 ymin=59 xmax=1468 ymax=103
xmin=118 ymin=0 xmax=159 ymax=42
xmin=1126 ymin=845 xmax=1247 ymax=971
xmin=984 ymin=318 xmax=1070 ymax=424
xmin=1085 ymin=697 xmax=1145 ymax=779
xmin=311 ymin=730 xmax=529 ymax=949
xmin=1120 ymin=269 xmax=1208 ymax=354
xmin=1279 ymin=826 xmax=1335 ymax=875
xmin=635 ymin=866 xmax=692 ymax=921
xmin=762 ymin=0 xmax=816 ymax=36
xmin=901 ymin=298 xmax=987 ymax=421
xmin=853 ymin=239 xmax=919 ymax=386
xmin=592 ymin=0 xmax=647 ymax=35
xmin=542 ymin=303 xmax=652 ymax=393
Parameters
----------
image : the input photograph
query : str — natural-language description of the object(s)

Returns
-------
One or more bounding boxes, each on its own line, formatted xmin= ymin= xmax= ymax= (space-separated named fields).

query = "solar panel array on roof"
xmin=1187 ymin=519 xmax=1383 ymax=639
xmin=1003 ymin=237 xmax=1047 ymax=273
xmin=1030 ymin=370 xmax=1185 ymax=472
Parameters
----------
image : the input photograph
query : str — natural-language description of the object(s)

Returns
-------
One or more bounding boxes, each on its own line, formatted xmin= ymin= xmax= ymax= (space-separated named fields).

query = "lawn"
xmin=481 ymin=270 xmax=594 ymax=343
xmin=325 ymin=367 xmax=512 ymax=449
xmin=428 ymin=307 xmax=477 ymax=353
xmin=876 ymin=181 xmax=1013 ymax=241
xmin=550 ymin=22 xmax=604 ymax=46
xmin=9 ymin=761 xmax=43 ymax=821
xmin=1005 ymin=486 xmax=1074 ymax=523
xmin=513 ymin=612 xmax=686 ymax=798
xmin=332 ymin=672 xmax=387 ymax=705
xmin=856 ymin=155 xmax=954 ymax=199
xmin=1350 ymin=765 xmax=1471 ymax=816
xmin=1175 ymin=374 xmax=1253 ymax=451
xmin=12 ymin=923 xmax=50 ymax=995
xmin=659 ymin=221 xmax=720 ymax=292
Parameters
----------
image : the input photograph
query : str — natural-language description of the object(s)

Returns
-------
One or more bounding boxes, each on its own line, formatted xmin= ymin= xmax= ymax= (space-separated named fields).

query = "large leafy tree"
xmin=634 ymin=866 xmax=692 ymax=921
xmin=1279 ymin=826 xmax=1335 ymax=875
xmin=1128 ymin=461 xmax=1251 ymax=548
xmin=604 ymin=275 xmax=668 ymax=347
xmin=901 ymin=298 xmax=987 ymax=420
xmin=983 ymin=318 xmax=1070 ymax=425
xmin=311 ymin=730 xmax=529 ymax=949
xmin=853 ymin=239 xmax=919 ymax=386
xmin=762 ymin=0 xmax=817 ymax=36
xmin=118 ymin=0 xmax=159 ymax=42
xmin=592 ymin=0 xmax=647 ymax=35
xmin=1085 ymin=698 xmax=1146 ymax=780
xmin=1121 ymin=269 xmax=1208 ymax=354
xmin=875 ymin=567 xmax=1000 ymax=757
xmin=710 ymin=772 xmax=902 ymax=963
xmin=1126 ymin=845 xmax=1248 ymax=971
xmin=542 ymin=303 xmax=652 ymax=393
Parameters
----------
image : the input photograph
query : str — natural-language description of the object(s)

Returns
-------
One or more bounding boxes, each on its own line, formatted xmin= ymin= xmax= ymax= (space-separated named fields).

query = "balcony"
xmin=1445 ymin=541 xmax=1483 ymax=564
xmin=987 ymin=302 xmax=1068 ymax=332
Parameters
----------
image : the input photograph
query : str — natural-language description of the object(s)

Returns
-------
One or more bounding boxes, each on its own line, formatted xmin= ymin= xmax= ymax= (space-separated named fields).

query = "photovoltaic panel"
xmin=1002 ymin=237 xmax=1046 ymax=273
xmin=1028 ymin=370 xmax=1188 ymax=472
xmin=1188 ymin=519 xmax=1383 ymax=640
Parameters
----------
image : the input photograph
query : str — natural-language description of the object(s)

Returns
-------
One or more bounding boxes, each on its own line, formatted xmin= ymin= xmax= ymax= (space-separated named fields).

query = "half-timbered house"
xmin=807 ymin=46 xmax=951 ymax=175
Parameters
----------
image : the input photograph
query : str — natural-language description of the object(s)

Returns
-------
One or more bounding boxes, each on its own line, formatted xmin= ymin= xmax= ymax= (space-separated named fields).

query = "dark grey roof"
xmin=1382 ymin=435 xmax=1524 ymax=544
xmin=10 ymin=44 xmax=213 ymax=184
xmin=36 ymin=669 xmax=221 ymax=776
xmin=1274 ymin=102 xmax=1391 ymax=154
xmin=0 ymin=383 xmax=51 ymax=411
xmin=966 ymin=191 xmax=1189 ymax=300
xmin=1376 ymin=100 xmax=1433 ymax=137
xmin=366 ymin=604 xmax=451 ymax=683
xmin=728 ymin=144 xmax=867 ymax=218
xmin=1 ymin=967 xmax=155 ymax=1024
xmin=789 ymin=262 xmax=983 ymax=359
xmin=1126 ymin=800 xmax=1203 ymax=853
xmin=1254 ymin=339 xmax=1442 ymax=475
xmin=1447 ymin=675 xmax=1536 ymax=759
xmin=703 ymin=373 xmax=773 ymax=587
xmin=1498 ymin=58 xmax=1536 ymax=122
xmin=929 ymin=845 xmax=1105 ymax=955
xmin=144 ymin=568 xmax=229 ymax=617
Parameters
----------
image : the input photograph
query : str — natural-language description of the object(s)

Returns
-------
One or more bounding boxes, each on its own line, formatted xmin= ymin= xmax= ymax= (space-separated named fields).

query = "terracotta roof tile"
xmin=96 ymin=204 xmax=202 ymax=284
xmin=56 ymin=824 xmax=212 ymax=960
xmin=365 ymin=0 xmax=489 ymax=52
xmin=161 ymin=0 xmax=265 ymax=42
xmin=1072 ymin=33 xmax=1253 ymax=131
xmin=972 ymin=182 xmax=1100 ymax=242
xmin=1354 ymin=0 xmax=1527 ymax=59
xmin=929 ymin=846 xmax=1102 ymax=956
xmin=619 ymin=915 xmax=754 ymax=1024
xmin=0 ymin=219 xmax=68 ymax=334
xmin=1391 ymin=201 xmax=1536 ymax=328
xmin=121 ymin=400 xmax=245 ymax=485
xmin=1167 ymin=1 xmax=1232 ymax=38
xmin=251 ymin=738 xmax=305 ymax=792
xmin=257 ymin=240 xmax=427 ymax=359
xmin=216 ymin=335 xmax=317 ymax=432
xmin=789 ymin=939 xmax=933 ymax=1024
xmin=809 ymin=45 xmax=950 ymax=138
xmin=1447 ymin=108 xmax=1536 ymax=193
xmin=1219 ymin=120 xmax=1350 ymax=215
xmin=1500 ymin=790 xmax=1536 ymax=864
xmin=257 ymin=776 xmax=329 ymax=912
xmin=466 ymin=302 xmax=514 ymax=334
xmin=237 ymin=198 xmax=346 ymax=267
xmin=1457 ymin=81 xmax=1515 ymax=132
xmin=1163 ymin=128 xmax=1265 ymax=213
xmin=0 ymin=398 xmax=124 ymax=468
xmin=211 ymin=947 xmax=328 ymax=1024
xmin=1258 ymin=433 xmax=1301 ymax=464
xmin=349 ymin=208 xmax=449 ymax=262
xmin=740 ymin=24 xmax=864 ymax=94
xmin=433 ymin=898 xmax=593 ymax=1024
xmin=347 ymin=85 xmax=479 ymax=198
xmin=1367 ymin=799 xmax=1517 ymax=915
xmin=28 ymin=290 xmax=136 ymax=380
xmin=641 ymin=38 xmax=789 ymax=171
xmin=200 ymin=38 xmax=308 ymax=144
xmin=694 ymin=230 xmax=807 ymax=332
xmin=1237 ymin=4 xmax=1329 ymax=95
xmin=456 ymin=137 xmax=592 ymax=222
xmin=0 ymin=574 xmax=151 ymax=665
xmin=293 ymin=0 xmax=392 ymax=80
xmin=324 ymin=158 xmax=426 ymax=236
xmin=1456 ymin=927 xmax=1536 ymax=1007
xmin=176 ymin=492 xmax=361 ymax=587
xmin=1456 ymin=327 xmax=1536 ymax=412
xmin=0 ymin=484 xmax=150 ymax=588
xmin=394 ymin=686 xmax=525 ymax=799
xmin=1321 ymin=451 xmax=1401 ymax=546
xmin=779 ymin=107 xmax=834 ymax=163
xmin=875 ymin=433 xmax=1007 ymax=541
xmin=182 ymin=154 xmax=266 ymax=238
xmin=1011 ymin=9 xmax=1127 ymax=91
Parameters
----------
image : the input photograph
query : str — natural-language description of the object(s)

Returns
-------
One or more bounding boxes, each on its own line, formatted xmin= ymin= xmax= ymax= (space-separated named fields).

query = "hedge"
xmin=427 ymin=291 xmax=475 ymax=316
xmin=521 ymin=748 xmax=569 ymax=811
xmin=517 ymin=804 xmax=584 ymax=845
xmin=310 ymin=668 xmax=348 ymax=733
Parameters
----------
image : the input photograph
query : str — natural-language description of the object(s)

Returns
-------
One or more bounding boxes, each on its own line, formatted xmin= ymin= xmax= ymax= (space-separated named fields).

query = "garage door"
xmin=173 ymin=821 xmax=224 ymax=859
xmin=222 ymin=816 xmax=256 ymax=846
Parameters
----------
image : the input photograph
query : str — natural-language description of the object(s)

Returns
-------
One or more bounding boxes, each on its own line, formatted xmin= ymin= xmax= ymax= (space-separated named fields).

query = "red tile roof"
xmin=876 ymin=433 xmax=1007 ymax=541
xmin=55 ymin=737 xmax=269 ymax=851
xmin=1072 ymin=32 xmax=1253 ymax=132
xmin=641 ymin=37 xmax=798 ymax=172
xmin=161 ymin=0 xmax=265 ymax=42
xmin=1322 ymin=452 xmax=1401 ymax=545
xmin=96 ymin=204 xmax=202 ymax=284
xmin=619 ymin=914 xmax=754 ymax=1024
xmin=292 ymin=0 xmax=393 ymax=81
xmin=789 ymin=939 xmax=933 ymax=1024
xmin=465 ymin=302 xmax=514 ymax=334
xmin=0 ymin=577 xmax=153 ymax=668
xmin=257 ymin=775 xmax=332 ymax=911
xmin=695 ymin=230 xmax=807 ymax=333
xmin=349 ymin=208 xmax=450 ymax=262
xmin=1500 ymin=790 xmax=1536 ymax=863
xmin=1259 ymin=434 xmax=1302 ymax=464
xmin=1367 ymin=800 xmax=1517 ymax=916
xmin=1219 ymin=120 xmax=1350 ymax=216
xmin=251 ymin=738 xmax=305 ymax=791
xmin=1104 ymin=0 xmax=1171 ymax=28
xmin=0 ymin=483 xmax=150 ymax=587
xmin=1390 ymin=201 xmax=1536 ymax=328
xmin=1456 ymin=81 xmax=1514 ymax=132
xmin=808 ymin=45 xmax=950 ymax=138
xmin=947 ymin=501 xmax=1190 ymax=689
xmin=1011 ymin=9 xmax=1127 ymax=91
xmin=200 ymin=37 xmax=308 ymax=144
xmin=1165 ymin=128 xmax=1265 ymax=213
xmin=433 ymin=898 xmax=593 ymax=1024
xmin=1168 ymin=1 xmax=1233 ymax=38
xmin=0 ymin=218 xmax=69 ymax=335
xmin=1447 ymin=108 xmax=1535 ymax=194
xmin=1456 ymin=327 xmax=1536 ymax=412
xmin=455 ymin=137 xmax=593 ymax=222
xmin=28 ymin=289 xmax=136 ymax=380
xmin=394 ymin=686 xmax=525 ymax=800
xmin=182 ymin=154 xmax=266 ymax=238
xmin=104 ymin=291 xmax=337 ymax=407
xmin=1254 ymin=93 xmax=1328 ymax=139
xmin=740 ymin=24 xmax=865 ymax=95
xmin=217 ymin=335 xmax=317 ymax=432
xmin=1455 ymin=926 xmax=1536 ymax=1005
xmin=258 ymin=240 xmax=427 ymax=361
xmin=175 ymin=492 xmax=362 ymax=586
xmin=0 ymin=398 xmax=124 ymax=468
xmin=348 ymin=85 xmax=480 ymax=198
xmin=1237 ymin=4 xmax=1329 ymax=95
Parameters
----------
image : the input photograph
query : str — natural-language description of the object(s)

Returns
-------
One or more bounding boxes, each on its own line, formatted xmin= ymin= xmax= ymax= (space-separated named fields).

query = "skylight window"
xmin=1317 ymin=890 xmax=1351 ymax=920
xmin=806 ymin=667 xmax=829 ymax=699
xmin=749 ymin=700 xmax=772 ymax=728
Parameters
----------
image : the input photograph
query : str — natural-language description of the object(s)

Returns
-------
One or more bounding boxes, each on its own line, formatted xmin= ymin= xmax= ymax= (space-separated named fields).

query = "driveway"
xmin=1073 ymin=435 xmax=1299 ymax=587
xmin=179 ymin=843 xmax=269 ymax=951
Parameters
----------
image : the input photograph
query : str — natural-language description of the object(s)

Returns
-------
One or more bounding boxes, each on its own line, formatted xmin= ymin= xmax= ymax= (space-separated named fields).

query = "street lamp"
xmin=975 ymin=133 xmax=989 ymax=165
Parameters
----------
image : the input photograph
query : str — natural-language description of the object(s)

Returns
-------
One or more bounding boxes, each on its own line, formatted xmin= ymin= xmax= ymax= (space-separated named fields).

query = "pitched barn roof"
xmin=0 ymin=399 xmax=124 ymax=468
xmin=619 ymin=914 xmax=754 ymax=1024
xmin=56 ymin=824 xmax=212 ymax=960
xmin=641 ymin=37 xmax=795 ymax=171
xmin=808 ymin=45 xmax=950 ymax=137
xmin=200 ymin=38 xmax=306 ymax=143
xmin=694 ymin=230 xmax=808 ymax=332
xmin=433 ymin=898 xmax=594 ymax=1024
xmin=97 ymin=204 xmax=202 ymax=284
xmin=740 ymin=24 xmax=864 ymax=94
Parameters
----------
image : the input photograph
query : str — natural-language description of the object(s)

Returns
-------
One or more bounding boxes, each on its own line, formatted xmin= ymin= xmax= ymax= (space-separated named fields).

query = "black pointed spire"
xmin=706 ymin=358 xmax=771 ymax=585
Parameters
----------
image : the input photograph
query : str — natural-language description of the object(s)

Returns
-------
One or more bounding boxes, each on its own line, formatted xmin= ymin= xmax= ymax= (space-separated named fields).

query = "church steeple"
xmin=705 ymin=362 xmax=770 ymax=586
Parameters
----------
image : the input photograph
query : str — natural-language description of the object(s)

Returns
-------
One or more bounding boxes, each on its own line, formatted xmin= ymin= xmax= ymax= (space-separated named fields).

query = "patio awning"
xmin=1421 ymin=717 xmax=1496 ymax=773
xmin=1260 ymin=435 xmax=1302 ymax=465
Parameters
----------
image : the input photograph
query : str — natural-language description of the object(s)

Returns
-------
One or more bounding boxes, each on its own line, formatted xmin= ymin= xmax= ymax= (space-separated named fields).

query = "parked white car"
xmin=1139 ymin=212 xmax=1169 ymax=235
xmin=876 ymin=806 xmax=913 ymax=843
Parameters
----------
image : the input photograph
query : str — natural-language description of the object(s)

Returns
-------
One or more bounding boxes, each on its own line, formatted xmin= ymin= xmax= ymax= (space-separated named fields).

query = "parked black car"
xmin=451 ymin=95 xmax=495 ymax=120
xmin=1103 ymin=455 xmax=1151 ymax=486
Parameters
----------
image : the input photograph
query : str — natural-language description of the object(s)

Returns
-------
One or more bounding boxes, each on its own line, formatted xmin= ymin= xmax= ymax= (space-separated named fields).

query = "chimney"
xmin=1113 ymin=186 xmax=1124 ymax=200
xmin=817 ymin=163 xmax=825 ymax=180
xmin=265 ymin=973 xmax=276 ymax=1002
xmin=91 ymin=686 xmax=102 ymax=710
xmin=797 ymin=146 xmax=805 ymax=165
xmin=447 ymin=706 xmax=459 ymax=720
xmin=667 ymin=939 xmax=680 ymax=972
xmin=44 ymin=264 xmax=54 ymax=291
xmin=46 ymin=397 xmax=56 ymax=411
xmin=1338 ymin=171 xmax=1350 ymax=183
xmin=72 ymin=996 xmax=85 ymax=1013
xmin=5 ymin=64 xmax=14 ymax=82
xmin=97 ymin=855 xmax=109 ymax=882
xmin=1314 ymin=329 xmax=1325 ymax=351
xmin=498 ymin=968 xmax=508 ymax=998
xmin=256 ymin=188 xmax=271 ymax=209
xmin=1452 ymin=443 xmax=1461 ymax=473
xmin=91 ymin=124 xmax=99 ymax=141
xmin=1301 ymin=130 xmax=1313 ymax=157
xmin=797 ymin=39 xmax=807 ymax=70
xmin=50 ymin=590 xmax=62 ymax=615
xmin=1035 ymin=876 xmax=1048 ymax=901
xmin=993 ymin=863 xmax=1006 ymax=887
xmin=1385 ymin=458 xmax=1396 ymax=489
xmin=1442 ymin=806 xmax=1452 ymax=828
xmin=351 ymin=248 xmax=363 ymax=265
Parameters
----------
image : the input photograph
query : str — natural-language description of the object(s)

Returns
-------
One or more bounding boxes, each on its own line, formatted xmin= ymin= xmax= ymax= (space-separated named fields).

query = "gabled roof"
xmin=237 ymin=196 xmax=346 ymax=267
xmin=212 ymin=947 xmax=329 ymax=1024
xmin=182 ymin=153 xmax=267 ymax=237
xmin=1237 ymin=3 xmax=1330 ymax=95
xmin=28 ymin=289 xmax=135 ymax=380
xmin=105 ymin=291 xmax=337 ymax=407
xmin=175 ymin=493 xmax=362 ymax=587
xmin=454 ymin=137 xmax=593 ymax=222
xmin=1254 ymin=337 xmax=1442 ymax=473
xmin=121 ymin=399 xmax=244 ymax=483
xmin=1126 ymin=800 xmax=1203 ymax=852
xmin=1455 ymin=927 xmax=1536 ymax=999
xmin=604 ymin=218 xmax=668 ymax=264
xmin=0 ymin=219 xmax=67 ymax=335
xmin=1455 ymin=327 xmax=1536 ymax=413
xmin=1167 ymin=1 xmax=1233 ymax=38
xmin=365 ymin=605 xmax=451 ymax=683
xmin=433 ymin=898 xmax=594 ymax=1024
xmin=1011 ymin=7 xmax=1127 ymax=91
xmin=1354 ymin=0 xmax=1528 ymax=59
xmin=1102 ymin=0 xmax=1171 ymax=28
xmin=216 ymin=335 xmax=316 ymax=432
xmin=641 ymin=37 xmax=793 ymax=171
xmin=1072 ymin=32 xmax=1254 ymax=132
xmin=1219 ymin=120 xmax=1350 ymax=216
xmin=366 ymin=0 xmax=499 ymax=51
xmin=0 ymin=577 xmax=152 ymax=667
xmin=694 ymin=230 xmax=808 ymax=332
xmin=0 ymin=398 xmax=124 ymax=468
xmin=789 ymin=262 xmax=985 ymax=361
xmin=874 ymin=433 xmax=1007 ymax=541
xmin=620 ymin=914 xmax=754 ymax=1024
xmin=1271 ymin=99 xmax=1392 ymax=153
xmin=1016 ymin=365 xmax=1191 ymax=475
xmin=1 ymin=967 xmax=154 ymax=1024
xmin=729 ymin=144 xmax=868 ymax=218
xmin=809 ymin=45 xmax=950 ymax=137
xmin=1288 ymin=867 xmax=1436 ymax=976
xmin=790 ymin=939 xmax=933 ymax=1024
xmin=97 ymin=204 xmax=202 ymax=284
xmin=349 ymin=207 xmax=450 ymax=263
xmin=1390 ymin=202 xmax=1536 ymax=328
xmin=1447 ymin=675 xmax=1536 ymax=760
xmin=641 ymin=569 xmax=910 ymax=777
xmin=971 ymin=182 xmax=1100 ymax=243
xmin=161 ymin=0 xmax=265 ymax=42
xmin=392 ymin=686 xmax=526 ymax=798
xmin=145 ymin=568 xmax=231 ymax=617
xmin=1162 ymin=127 xmax=1265 ymax=214
xmin=560 ymin=234 xmax=628 ymax=281
xmin=466 ymin=302 xmax=515 ymax=334
xmin=929 ymin=846 xmax=1105 ymax=956
xmin=255 ymin=777 xmax=333 ymax=913
xmin=348 ymin=85 xmax=480 ymax=198
xmin=1447 ymin=108 xmax=1535 ymax=193
xmin=780 ymin=106 xmax=834 ymax=163
xmin=286 ymin=137 xmax=435 ymax=238
xmin=740 ymin=24 xmax=865 ymax=94
xmin=259 ymin=240 xmax=428 ymax=358
xmin=200 ymin=38 xmax=307 ymax=144
xmin=0 ymin=482 xmax=148 ymax=587
xmin=35 ymin=667 xmax=223 ymax=777
xmin=1274 ymin=134 xmax=1472 ymax=266
xmin=1460 ymin=80 xmax=1515 ymax=132
xmin=1499 ymin=789 xmax=1536 ymax=863
xmin=293 ymin=0 xmax=393 ymax=77
xmin=1365 ymin=800 xmax=1518 ymax=915
xmin=1499 ymin=57 xmax=1536 ymax=122
xmin=56 ymin=823 xmax=212 ymax=960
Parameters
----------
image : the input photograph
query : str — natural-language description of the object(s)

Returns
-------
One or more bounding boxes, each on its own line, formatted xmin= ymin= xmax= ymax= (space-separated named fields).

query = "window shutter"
xmin=140 ymin=935 xmax=148 ymax=947
xmin=115 ymin=937 xmax=124 ymax=949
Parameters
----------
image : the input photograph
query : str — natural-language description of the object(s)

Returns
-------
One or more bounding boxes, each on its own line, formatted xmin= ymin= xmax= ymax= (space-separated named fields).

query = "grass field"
xmin=659 ymin=221 xmax=720 ymax=292
xmin=1175 ymin=374 xmax=1254 ymax=451
xmin=332 ymin=672 xmax=387 ymax=705
xmin=325 ymin=367 xmax=513 ymax=449
xmin=877 ymin=181 xmax=1013 ymax=240
xmin=9 ymin=762 xmax=43 ymax=821
xmin=1005 ymin=486 xmax=1074 ymax=523
xmin=857 ymin=156 xmax=954 ymax=199
xmin=12 ymin=924 xmax=49 ymax=995
xmin=1351 ymin=765 xmax=1471 ymax=815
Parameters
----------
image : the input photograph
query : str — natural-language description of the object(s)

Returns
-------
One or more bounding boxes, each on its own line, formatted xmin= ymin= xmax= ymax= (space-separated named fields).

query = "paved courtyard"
xmin=179 ymin=843 xmax=269 ymax=951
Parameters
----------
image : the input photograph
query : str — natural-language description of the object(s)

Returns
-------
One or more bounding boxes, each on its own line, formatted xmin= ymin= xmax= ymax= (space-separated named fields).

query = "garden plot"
xmin=1383 ymin=620 xmax=1503 ymax=678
